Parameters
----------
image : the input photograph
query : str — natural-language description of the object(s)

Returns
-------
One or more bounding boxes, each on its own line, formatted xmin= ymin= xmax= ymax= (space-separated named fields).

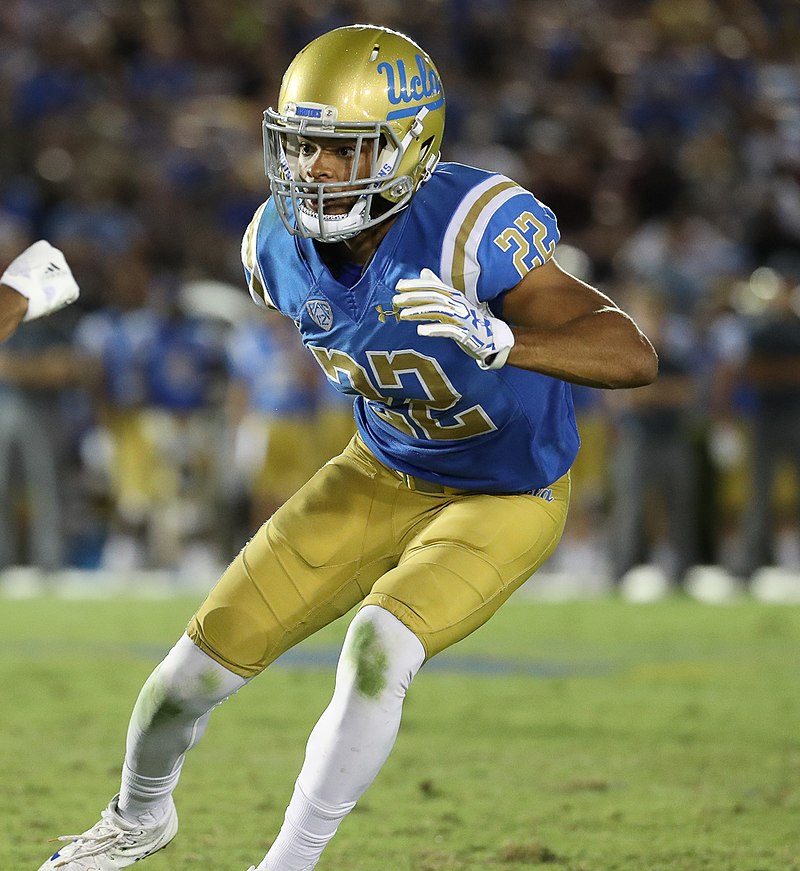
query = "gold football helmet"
xmin=263 ymin=24 xmax=446 ymax=242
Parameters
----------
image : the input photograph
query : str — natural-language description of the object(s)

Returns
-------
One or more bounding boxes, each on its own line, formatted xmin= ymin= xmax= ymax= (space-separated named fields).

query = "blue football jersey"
xmin=242 ymin=162 xmax=579 ymax=492
xmin=145 ymin=318 xmax=219 ymax=412
xmin=226 ymin=319 xmax=316 ymax=416
xmin=73 ymin=308 xmax=158 ymax=407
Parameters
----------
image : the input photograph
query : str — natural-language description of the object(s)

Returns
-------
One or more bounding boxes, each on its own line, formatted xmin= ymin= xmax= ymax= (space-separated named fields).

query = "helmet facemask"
xmin=263 ymin=25 xmax=445 ymax=243
xmin=263 ymin=105 xmax=431 ymax=243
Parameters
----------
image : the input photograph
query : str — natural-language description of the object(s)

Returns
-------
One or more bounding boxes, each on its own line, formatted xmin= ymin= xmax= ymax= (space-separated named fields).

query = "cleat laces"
xmin=49 ymin=809 xmax=146 ymax=864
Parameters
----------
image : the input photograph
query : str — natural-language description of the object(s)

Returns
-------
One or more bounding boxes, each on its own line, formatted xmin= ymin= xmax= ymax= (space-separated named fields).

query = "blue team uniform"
xmin=226 ymin=319 xmax=316 ymax=416
xmin=144 ymin=317 xmax=221 ymax=412
xmin=241 ymin=162 xmax=579 ymax=493
xmin=74 ymin=308 xmax=157 ymax=407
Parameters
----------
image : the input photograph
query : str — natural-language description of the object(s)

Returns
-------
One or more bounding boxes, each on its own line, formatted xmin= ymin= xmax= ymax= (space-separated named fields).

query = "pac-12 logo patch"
xmin=306 ymin=299 xmax=333 ymax=331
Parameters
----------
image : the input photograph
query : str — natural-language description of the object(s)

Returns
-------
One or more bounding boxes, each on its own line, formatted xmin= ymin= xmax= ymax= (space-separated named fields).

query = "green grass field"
xmin=2 ymin=593 xmax=799 ymax=871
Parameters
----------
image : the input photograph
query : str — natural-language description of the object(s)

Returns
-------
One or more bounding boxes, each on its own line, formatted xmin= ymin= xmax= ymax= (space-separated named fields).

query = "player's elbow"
xmin=591 ymin=309 xmax=659 ymax=389
xmin=615 ymin=339 xmax=659 ymax=388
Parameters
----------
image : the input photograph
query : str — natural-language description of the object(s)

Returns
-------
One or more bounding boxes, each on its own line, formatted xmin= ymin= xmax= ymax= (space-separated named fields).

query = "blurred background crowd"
xmin=1 ymin=0 xmax=799 ymax=598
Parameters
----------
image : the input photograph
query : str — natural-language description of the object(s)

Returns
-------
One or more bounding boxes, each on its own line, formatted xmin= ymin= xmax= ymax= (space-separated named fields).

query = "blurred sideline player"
xmin=75 ymin=266 xmax=226 ymax=572
xmin=225 ymin=309 xmax=321 ymax=527
xmin=39 ymin=25 xmax=657 ymax=871
xmin=72 ymin=255 xmax=160 ymax=570
xmin=0 ymin=241 xmax=81 ymax=571
xmin=1 ymin=240 xmax=79 ymax=341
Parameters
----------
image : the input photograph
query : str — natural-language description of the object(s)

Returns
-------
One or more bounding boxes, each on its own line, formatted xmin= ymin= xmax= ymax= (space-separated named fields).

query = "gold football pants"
xmin=188 ymin=434 xmax=570 ymax=677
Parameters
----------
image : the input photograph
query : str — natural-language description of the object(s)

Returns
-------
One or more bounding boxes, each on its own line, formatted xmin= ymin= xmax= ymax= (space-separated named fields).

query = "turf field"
xmin=2 ymin=593 xmax=799 ymax=871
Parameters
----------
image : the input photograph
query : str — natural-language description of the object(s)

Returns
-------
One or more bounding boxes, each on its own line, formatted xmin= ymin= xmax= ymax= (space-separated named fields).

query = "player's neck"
xmin=341 ymin=216 xmax=397 ymax=266
xmin=314 ymin=216 xmax=397 ymax=283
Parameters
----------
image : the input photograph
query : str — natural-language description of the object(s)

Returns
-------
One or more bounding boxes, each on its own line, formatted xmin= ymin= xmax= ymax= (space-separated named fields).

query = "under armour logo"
xmin=375 ymin=304 xmax=402 ymax=323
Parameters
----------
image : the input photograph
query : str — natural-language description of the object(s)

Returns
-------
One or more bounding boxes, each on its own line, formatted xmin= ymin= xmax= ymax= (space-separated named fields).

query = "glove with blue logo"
xmin=1 ymin=240 xmax=80 ymax=322
xmin=393 ymin=268 xmax=515 ymax=369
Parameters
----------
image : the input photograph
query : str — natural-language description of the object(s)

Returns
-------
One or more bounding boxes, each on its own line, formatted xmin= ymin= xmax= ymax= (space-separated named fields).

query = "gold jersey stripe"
xmin=250 ymin=265 xmax=273 ymax=310
xmin=241 ymin=201 xmax=276 ymax=309
xmin=448 ymin=179 xmax=519 ymax=293
xmin=242 ymin=200 xmax=267 ymax=273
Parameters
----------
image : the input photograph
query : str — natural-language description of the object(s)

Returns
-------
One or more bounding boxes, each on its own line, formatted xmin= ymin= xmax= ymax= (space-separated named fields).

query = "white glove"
xmin=393 ymin=268 xmax=514 ymax=370
xmin=1 ymin=240 xmax=80 ymax=321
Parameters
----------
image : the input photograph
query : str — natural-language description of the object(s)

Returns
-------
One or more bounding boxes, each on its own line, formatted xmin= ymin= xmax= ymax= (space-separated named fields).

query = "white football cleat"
xmin=38 ymin=795 xmax=178 ymax=870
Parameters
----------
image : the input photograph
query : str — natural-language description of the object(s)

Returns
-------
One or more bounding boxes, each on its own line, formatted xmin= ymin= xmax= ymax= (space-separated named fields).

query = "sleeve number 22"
xmin=493 ymin=210 xmax=555 ymax=278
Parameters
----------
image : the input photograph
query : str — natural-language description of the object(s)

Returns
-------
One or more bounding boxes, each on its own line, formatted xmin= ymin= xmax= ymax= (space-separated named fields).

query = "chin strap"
xmin=297 ymin=197 xmax=368 ymax=241
xmin=375 ymin=107 xmax=429 ymax=181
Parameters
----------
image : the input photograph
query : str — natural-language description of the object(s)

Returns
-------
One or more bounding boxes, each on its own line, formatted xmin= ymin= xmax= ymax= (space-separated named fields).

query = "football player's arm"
xmin=0 ymin=282 xmax=29 ymax=341
xmin=501 ymin=258 xmax=658 ymax=389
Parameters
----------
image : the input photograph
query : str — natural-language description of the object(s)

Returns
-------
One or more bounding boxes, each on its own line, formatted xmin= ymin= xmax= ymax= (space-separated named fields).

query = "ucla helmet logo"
xmin=377 ymin=55 xmax=444 ymax=119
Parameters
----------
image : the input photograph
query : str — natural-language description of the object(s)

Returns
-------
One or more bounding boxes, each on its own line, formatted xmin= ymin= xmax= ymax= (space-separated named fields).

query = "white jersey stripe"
xmin=459 ymin=185 xmax=529 ymax=302
xmin=439 ymin=174 xmax=505 ymax=289
xmin=439 ymin=175 xmax=528 ymax=304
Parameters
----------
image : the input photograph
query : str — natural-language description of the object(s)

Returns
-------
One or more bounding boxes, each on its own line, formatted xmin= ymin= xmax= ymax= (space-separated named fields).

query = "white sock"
xmin=258 ymin=606 xmax=425 ymax=871
xmin=259 ymin=784 xmax=353 ymax=871
xmin=118 ymin=767 xmax=180 ymax=824
xmin=118 ymin=634 xmax=247 ymax=823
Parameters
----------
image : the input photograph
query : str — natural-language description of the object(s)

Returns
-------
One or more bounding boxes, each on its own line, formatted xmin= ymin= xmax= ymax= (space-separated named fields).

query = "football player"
xmin=38 ymin=25 xmax=657 ymax=871
xmin=1 ymin=240 xmax=80 ymax=341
